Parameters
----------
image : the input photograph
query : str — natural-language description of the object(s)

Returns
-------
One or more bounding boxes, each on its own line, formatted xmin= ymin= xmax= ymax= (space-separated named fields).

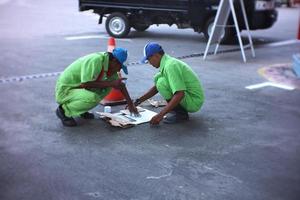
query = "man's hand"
xmin=150 ymin=113 xmax=164 ymax=125
xmin=112 ymin=78 xmax=127 ymax=89
xmin=133 ymin=98 xmax=141 ymax=107
xmin=127 ymin=103 xmax=140 ymax=117
xmin=125 ymin=98 xmax=140 ymax=109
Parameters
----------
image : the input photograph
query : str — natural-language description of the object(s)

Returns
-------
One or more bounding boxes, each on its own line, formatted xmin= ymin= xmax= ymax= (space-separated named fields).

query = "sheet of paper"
xmin=119 ymin=106 xmax=145 ymax=115
xmin=116 ymin=108 xmax=157 ymax=125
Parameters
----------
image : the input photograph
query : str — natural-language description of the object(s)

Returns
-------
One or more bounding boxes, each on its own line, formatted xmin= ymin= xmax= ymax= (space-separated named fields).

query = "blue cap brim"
xmin=122 ymin=65 xmax=128 ymax=75
xmin=141 ymin=56 xmax=149 ymax=64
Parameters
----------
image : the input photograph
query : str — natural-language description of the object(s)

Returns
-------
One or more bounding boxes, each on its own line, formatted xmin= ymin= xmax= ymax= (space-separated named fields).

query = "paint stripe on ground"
xmin=245 ymin=82 xmax=295 ymax=90
xmin=65 ymin=35 xmax=132 ymax=42
xmin=0 ymin=72 xmax=61 ymax=84
xmin=0 ymin=0 xmax=11 ymax=5
xmin=261 ymin=39 xmax=300 ymax=47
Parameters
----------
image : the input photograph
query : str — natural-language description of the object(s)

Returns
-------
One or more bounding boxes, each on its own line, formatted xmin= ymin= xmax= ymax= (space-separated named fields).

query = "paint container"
xmin=104 ymin=106 xmax=112 ymax=113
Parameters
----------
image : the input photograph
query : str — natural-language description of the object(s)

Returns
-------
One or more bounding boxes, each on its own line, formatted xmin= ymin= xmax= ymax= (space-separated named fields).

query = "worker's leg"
xmin=58 ymin=89 xmax=102 ymax=117
xmin=180 ymin=92 xmax=204 ymax=113
xmin=155 ymin=77 xmax=187 ymax=123
xmin=156 ymin=76 xmax=173 ymax=100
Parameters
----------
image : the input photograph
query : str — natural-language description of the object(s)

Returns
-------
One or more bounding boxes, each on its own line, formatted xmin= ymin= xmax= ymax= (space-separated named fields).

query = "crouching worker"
xmin=55 ymin=48 xmax=139 ymax=127
xmin=135 ymin=42 xmax=205 ymax=125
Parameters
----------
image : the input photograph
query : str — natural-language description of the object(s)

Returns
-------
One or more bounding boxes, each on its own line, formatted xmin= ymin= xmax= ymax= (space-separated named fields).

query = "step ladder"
xmin=203 ymin=0 xmax=255 ymax=62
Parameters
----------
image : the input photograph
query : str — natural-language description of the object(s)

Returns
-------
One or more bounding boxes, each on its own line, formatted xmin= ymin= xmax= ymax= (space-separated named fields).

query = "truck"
xmin=78 ymin=0 xmax=278 ymax=43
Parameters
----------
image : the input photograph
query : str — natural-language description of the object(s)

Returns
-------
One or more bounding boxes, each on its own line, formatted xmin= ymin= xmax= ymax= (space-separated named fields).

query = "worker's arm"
xmin=78 ymin=78 xmax=127 ymax=89
xmin=117 ymin=83 xmax=139 ymax=115
xmin=134 ymin=86 xmax=158 ymax=106
xmin=150 ymin=91 xmax=185 ymax=125
xmin=79 ymin=79 xmax=139 ymax=115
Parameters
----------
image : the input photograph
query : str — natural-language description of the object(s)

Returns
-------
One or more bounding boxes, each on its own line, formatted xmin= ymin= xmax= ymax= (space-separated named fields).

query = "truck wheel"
xmin=105 ymin=12 xmax=130 ymax=38
xmin=204 ymin=17 xmax=236 ymax=44
xmin=132 ymin=25 xmax=150 ymax=32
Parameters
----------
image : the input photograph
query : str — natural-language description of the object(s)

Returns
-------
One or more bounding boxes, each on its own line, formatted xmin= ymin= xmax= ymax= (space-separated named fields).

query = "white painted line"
xmin=263 ymin=39 xmax=300 ymax=47
xmin=65 ymin=35 xmax=132 ymax=42
xmin=245 ymin=82 xmax=295 ymax=90
xmin=80 ymin=10 xmax=99 ymax=19
xmin=0 ymin=0 xmax=31 ymax=7
xmin=65 ymin=35 xmax=106 ymax=40
xmin=268 ymin=82 xmax=295 ymax=90
xmin=0 ymin=0 xmax=11 ymax=5
xmin=245 ymin=82 xmax=270 ymax=90
xmin=81 ymin=10 xmax=95 ymax=16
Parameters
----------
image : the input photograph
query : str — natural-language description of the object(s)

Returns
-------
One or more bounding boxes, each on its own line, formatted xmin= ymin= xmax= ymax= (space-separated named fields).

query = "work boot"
xmin=80 ymin=112 xmax=94 ymax=119
xmin=163 ymin=105 xmax=189 ymax=124
xmin=56 ymin=105 xmax=77 ymax=127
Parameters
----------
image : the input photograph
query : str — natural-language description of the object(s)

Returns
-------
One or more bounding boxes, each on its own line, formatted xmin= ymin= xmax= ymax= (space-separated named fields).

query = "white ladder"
xmin=203 ymin=0 xmax=255 ymax=62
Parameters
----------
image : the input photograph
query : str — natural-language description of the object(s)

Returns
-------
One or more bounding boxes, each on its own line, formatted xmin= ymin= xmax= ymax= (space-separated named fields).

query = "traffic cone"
xmin=107 ymin=37 xmax=116 ymax=52
xmin=100 ymin=38 xmax=127 ymax=106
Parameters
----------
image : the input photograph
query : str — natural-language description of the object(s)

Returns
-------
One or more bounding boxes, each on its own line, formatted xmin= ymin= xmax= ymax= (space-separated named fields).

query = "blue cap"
xmin=141 ymin=42 xmax=163 ymax=63
xmin=112 ymin=47 xmax=128 ymax=74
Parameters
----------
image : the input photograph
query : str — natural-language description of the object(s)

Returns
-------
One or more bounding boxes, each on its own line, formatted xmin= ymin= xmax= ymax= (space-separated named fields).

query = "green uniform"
xmin=55 ymin=52 xmax=118 ymax=117
xmin=154 ymin=54 xmax=204 ymax=112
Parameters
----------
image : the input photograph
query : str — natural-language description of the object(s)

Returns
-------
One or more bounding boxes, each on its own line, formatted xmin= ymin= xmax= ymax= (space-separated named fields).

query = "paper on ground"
xmin=96 ymin=107 xmax=157 ymax=126
xmin=118 ymin=108 xmax=157 ymax=125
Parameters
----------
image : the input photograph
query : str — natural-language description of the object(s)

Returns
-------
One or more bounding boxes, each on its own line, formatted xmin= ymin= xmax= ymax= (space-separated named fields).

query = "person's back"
xmin=57 ymin=52 xmax=115 ymax=88
xmin=163 ymin=55 xmax=204 ymax=109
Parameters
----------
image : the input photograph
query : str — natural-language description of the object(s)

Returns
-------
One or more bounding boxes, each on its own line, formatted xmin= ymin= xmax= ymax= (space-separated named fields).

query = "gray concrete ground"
xmin=0 ymin=1 xmax=300 ymax=200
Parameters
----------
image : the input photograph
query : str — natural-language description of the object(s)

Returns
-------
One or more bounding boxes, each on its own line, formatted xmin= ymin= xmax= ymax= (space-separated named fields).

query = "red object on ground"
xmin=107 ymin=37 xmax=116 ymax=52
xmin=104 ymin=88 xmax=125 ymax=101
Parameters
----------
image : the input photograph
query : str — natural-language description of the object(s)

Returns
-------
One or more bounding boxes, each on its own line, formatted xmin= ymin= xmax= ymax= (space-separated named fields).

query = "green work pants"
xmin=55 ymin=86 xmax=107 ymax=117
xmin=156 ymin=77 xmax=203 ymax=113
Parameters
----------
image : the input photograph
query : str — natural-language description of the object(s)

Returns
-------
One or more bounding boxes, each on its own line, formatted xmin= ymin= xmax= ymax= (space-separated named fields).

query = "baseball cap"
xmin=141 ymin=42 xmax=163 ymax=63
xmin=112 ymin=47 xmax=128 ymax=74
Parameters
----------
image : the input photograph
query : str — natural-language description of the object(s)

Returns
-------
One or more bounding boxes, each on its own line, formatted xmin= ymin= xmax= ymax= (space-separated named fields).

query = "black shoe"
xmin=80 ymin=112 xmax=94 ymax=119
xmin=56 ymin=105 xmax=77 ymax=127
xmin=163 ymin=112 xmax=189 ymax=124
xmin=172 ymin=104 xmax=188 ymax=115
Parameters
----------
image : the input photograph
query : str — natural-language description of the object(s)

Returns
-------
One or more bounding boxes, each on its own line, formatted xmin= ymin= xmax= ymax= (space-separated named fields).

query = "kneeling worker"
xmin=55 ymin=48 xmax=139 ymax=127
xmin=135 ymin=42 xmax=205 ymax=125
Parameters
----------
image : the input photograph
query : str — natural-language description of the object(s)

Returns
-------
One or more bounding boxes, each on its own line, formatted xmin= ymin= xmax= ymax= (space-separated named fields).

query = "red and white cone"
xmin=107 ymin=37 xmax=116 ymax=52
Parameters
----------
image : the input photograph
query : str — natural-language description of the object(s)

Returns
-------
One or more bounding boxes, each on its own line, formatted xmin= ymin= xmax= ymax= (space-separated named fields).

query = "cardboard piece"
xmin=96 ymin=112 xmax=134 ymax=128
xmin=137 ymin=99 xmax=167 ymax=108
xmin=96 ymin=107 xmax=157 ymax=128
xmin=147 ymin=99 xmax=167 ymax=108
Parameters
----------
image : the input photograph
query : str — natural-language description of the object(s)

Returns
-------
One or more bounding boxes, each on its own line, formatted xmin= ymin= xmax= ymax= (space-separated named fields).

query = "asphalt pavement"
xmin=0 ymin=1 xmax=300 ymax=200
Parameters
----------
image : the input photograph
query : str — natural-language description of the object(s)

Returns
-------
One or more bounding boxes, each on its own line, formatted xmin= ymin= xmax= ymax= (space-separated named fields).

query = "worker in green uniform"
xmin=135 ymin=42 xmax=205 ymax=125
xmin=55 ymin=48 xmax=139 ymax=127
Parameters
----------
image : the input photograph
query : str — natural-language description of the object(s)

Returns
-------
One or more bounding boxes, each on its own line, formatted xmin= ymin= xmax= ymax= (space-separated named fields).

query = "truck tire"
xmin=204 ymin=17 xmax=236 ymax=44
xmin=132 ymin=24 xmax=150 ymax=32
xmin=105 ymin=12 xmax=130 ymax=38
